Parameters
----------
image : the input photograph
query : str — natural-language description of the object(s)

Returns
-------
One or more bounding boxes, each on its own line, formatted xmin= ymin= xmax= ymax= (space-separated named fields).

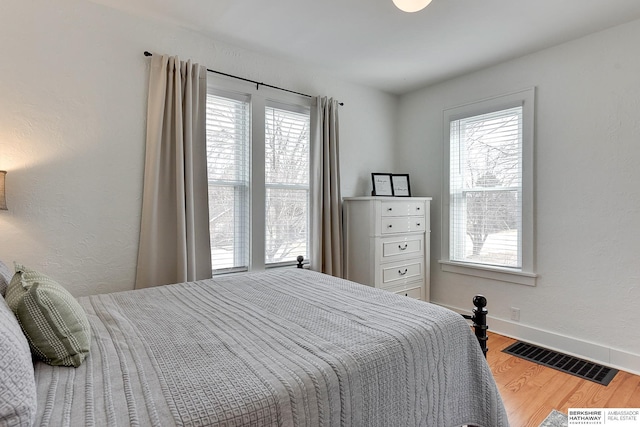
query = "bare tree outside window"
xmin=206 ymin=94 xmax=250 ymax=271
xmin=206 ymin=86 xmax=311 ymax=273
xmin=206 ymin=92 xmax=311 ymax=271
xmin=265 ymin=106 xmax=310 ymax=264
xmin=451 ymin=107 xmax=522 ymax=268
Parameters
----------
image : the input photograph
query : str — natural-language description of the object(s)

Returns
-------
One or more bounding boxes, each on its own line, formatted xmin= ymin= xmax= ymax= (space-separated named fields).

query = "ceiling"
xmin=89 ymin=0 xmax=640 ymax=95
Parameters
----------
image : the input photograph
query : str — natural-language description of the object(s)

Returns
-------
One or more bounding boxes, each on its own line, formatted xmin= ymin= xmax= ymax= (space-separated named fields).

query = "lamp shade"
xmin=392 ymin=0 xmax=432 ymax=12
xmin=0 ymin=171 xmax=6 ymax=210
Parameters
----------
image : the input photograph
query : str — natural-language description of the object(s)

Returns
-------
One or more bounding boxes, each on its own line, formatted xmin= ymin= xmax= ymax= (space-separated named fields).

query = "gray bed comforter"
xmin=33 ymin=269 xmax=508 ymax=426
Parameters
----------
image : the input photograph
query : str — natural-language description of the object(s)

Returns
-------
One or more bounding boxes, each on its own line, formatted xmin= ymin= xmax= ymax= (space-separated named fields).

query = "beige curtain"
xmin=310 ymin=97 xmax=343 ymax=277
xmin=135 ymin=54 xmax=212 ymax=289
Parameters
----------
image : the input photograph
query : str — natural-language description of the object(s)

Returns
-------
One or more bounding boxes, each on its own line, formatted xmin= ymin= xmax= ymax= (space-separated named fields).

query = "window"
xmin=264 ymin=104 xmax=310 ymax=264
xmin=450 ymin=106 xmax=522 ymax=268
xmin=206 ymin=79 xmax=311 ymax=273
xmin=206 ymin=91 xmax=250 ymax=272
xmin=441 ymin=89 xmax=536 ymax=286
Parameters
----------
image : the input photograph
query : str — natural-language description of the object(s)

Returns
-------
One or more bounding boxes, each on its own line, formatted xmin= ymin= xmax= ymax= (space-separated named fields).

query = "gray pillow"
xmin=5 ymin=264 xmax=91 ymax=368
xmin=0 ymin=259 xmax=11 ymax=297
xmin=0 ymin=295 xmax=37 ymax=426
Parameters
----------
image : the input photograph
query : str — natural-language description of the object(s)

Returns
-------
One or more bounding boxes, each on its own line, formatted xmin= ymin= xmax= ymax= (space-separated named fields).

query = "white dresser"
xmin=343 ymin=196 xmax=432 ymax=301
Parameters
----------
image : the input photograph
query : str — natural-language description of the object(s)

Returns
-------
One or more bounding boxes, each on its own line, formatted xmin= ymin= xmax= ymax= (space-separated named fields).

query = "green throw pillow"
xmin=5 ymin=264 xmax=91 ymax=367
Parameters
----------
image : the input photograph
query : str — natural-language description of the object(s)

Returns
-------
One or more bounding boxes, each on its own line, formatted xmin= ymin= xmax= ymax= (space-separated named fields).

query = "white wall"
xmin=0 ymin=0 xmax=397 ymax=296
xmin=397 ymin=19 xmax=640 ymax=372
xmin=4 ymin=0 xmax=638 ymax=375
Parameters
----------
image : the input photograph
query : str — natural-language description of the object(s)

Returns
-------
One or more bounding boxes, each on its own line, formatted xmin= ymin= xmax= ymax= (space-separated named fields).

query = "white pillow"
xmin=0 ymin=295 xmax=37 ymax=426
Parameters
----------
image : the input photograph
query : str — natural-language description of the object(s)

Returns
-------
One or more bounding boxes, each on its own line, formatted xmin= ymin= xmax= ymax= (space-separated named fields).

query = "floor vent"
xmin=502 ymin=341 xmax=618 ymax=386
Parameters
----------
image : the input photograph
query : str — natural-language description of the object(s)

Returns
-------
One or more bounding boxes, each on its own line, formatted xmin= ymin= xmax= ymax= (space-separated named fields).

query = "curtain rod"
xmin=144 ymin=51 xmax=343 ymax=106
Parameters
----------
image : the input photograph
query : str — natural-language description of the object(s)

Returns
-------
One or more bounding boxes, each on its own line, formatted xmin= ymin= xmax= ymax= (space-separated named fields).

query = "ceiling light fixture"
xmin=392 ymin=0 xmax=432 ymax=12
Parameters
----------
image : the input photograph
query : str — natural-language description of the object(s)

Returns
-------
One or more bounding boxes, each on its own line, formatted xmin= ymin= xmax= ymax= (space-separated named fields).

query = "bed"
xmin=1 ymin=265 xmax=508 ymax=427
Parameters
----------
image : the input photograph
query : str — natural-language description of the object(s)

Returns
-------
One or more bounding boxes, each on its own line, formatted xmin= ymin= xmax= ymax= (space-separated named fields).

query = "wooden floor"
xmin=487 ymin=332 xmax=640 ymax=427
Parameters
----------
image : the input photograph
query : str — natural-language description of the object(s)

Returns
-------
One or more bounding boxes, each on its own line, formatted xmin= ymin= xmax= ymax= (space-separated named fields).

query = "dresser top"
xmin=343 ymin=196 xmax=433 ymax=201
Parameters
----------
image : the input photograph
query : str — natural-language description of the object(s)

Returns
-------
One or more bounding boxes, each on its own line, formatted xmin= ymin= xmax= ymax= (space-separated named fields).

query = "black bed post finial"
xmin=296 ymin=255 xmax=304 ymax=269
xmin=472 ymin=295 xmax=489 ymax=358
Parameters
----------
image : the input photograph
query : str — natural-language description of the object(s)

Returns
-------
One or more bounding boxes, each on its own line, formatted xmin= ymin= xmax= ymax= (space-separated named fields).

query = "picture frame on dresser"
xmin=371 ymin=173 xmax=394 ymax=196
xmin=391 ymin=174 xmax=411 ymax=197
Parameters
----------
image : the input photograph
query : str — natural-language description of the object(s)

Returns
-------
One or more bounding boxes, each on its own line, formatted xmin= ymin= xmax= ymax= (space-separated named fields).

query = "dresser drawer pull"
xmin=398 ymin=244 xmax=408 ymax=251
xmin=387 ymin=224 xmax=393 ymax=228
xmin=387 ymin=207 xmax=393 ymax=211
xmin=416 ymin=207 xmax=421 ymax=211
xmin=416 ymin=223 xmax=421 ymax=226
xmin=398 ymin=269 xmax=408 ymax=276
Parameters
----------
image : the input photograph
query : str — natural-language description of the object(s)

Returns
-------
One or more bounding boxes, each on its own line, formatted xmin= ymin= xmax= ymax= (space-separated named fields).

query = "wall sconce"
xmin=0 ymin=171 xmax=7 ymax=210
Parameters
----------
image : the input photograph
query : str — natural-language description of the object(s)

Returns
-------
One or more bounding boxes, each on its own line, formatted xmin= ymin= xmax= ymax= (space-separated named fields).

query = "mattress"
xmin=33 ymin=269 xmax=508 ymax=426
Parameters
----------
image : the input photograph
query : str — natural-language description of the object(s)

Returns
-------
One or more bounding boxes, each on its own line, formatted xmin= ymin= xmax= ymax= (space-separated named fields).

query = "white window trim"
xmin=441 ymin=88 xmax=537 ymax=286
xmin=207 ymin=73 xmax=312 ymax=272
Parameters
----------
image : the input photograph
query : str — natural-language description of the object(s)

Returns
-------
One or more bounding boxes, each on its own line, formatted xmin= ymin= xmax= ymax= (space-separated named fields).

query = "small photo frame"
xmin=391 ymin=174 xmax=411 ymax=197
xmin=371 ymin=173 xmax=394 ymax=196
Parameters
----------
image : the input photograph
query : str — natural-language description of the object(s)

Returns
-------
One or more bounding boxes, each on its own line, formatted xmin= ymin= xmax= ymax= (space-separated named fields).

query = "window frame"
xmin=206 ymin=74 xmax=312 ymax=273
xmin=440 ymin=88 xmax=537 ymax=286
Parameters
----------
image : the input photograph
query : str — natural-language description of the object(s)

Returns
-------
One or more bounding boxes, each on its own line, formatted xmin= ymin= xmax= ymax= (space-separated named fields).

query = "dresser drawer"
xmin=381 ymin=217 xmax=426 ymax=235
xmin=381 ymin=235 xmax=424 ymax=259
xmin=395 ymin=286 xmax=422 ymax=299
xmin=384 ymin=280 xmax=423 ymax=296
xmin=381 ymin=201 xmax=425 ymax=217
xmin=381 ymin=260 xmax=423 ymax=285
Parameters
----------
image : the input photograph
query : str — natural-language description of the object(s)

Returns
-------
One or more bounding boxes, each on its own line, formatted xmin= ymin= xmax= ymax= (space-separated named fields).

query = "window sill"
xmin=212 ymin=267 xmax=249 ymax=276
xmin=438 ymin=260 xmax=537 ymax=286
xmin=212 ymin=261 xmax=309 ymax=276
xmin=266 ymin=261 xmax=307 ymax=269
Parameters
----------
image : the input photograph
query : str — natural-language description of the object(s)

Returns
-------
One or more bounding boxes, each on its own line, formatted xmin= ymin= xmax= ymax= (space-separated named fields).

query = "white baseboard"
xmin=438 ymin=302 xmax=640 ymax=377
